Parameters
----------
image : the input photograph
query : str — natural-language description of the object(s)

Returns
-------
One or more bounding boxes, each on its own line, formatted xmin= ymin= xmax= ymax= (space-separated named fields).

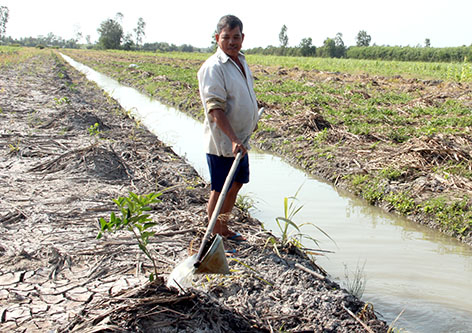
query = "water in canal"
xmin=62 ymin=54 xmax=472 ymax=333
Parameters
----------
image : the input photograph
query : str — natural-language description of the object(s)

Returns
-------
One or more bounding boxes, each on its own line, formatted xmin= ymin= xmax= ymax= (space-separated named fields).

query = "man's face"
xmin=216 ymin=25 xmax=244 ymax=60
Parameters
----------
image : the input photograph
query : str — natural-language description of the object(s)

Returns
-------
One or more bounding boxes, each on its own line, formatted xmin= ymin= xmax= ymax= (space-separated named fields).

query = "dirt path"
xmin=0 ymin=51 xmax=388 ymax=332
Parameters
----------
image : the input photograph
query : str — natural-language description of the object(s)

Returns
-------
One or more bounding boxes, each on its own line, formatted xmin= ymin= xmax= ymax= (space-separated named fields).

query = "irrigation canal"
xmin=62 ymin=54 xmax=472 ymax=333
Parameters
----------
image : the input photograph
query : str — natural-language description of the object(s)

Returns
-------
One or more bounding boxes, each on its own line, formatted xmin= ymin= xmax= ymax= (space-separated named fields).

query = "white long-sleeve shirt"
xmin=197 ymin=48 xmax=258 ymax=157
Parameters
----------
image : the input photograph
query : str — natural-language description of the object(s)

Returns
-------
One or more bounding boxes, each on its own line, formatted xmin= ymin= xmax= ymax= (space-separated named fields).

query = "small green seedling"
xmin=88 ymin=122 xmax=100 ymax=137
xmin=97 ymin=192 xmax=162 ymax=281
xmin=266 ymin=186 xmax=334 ymax=256
xmin=54 ymin=96 xmax=70 ymax=105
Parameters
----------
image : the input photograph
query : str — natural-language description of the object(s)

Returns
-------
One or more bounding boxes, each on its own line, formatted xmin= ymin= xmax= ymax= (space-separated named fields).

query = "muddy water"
xmin=62 ymin=54 xmax=472 ymax=333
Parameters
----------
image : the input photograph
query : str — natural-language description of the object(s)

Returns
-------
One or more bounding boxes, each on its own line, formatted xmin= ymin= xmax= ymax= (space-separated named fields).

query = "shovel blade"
xmin=195 ymin=234 xmax=230 ymax=274
xmin=167 ymin=255 xmax=197 ymax=289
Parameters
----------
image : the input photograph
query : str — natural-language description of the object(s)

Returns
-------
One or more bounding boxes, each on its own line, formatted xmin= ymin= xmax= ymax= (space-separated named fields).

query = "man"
xmin=197 ymin=15 xmax=258 ymax=241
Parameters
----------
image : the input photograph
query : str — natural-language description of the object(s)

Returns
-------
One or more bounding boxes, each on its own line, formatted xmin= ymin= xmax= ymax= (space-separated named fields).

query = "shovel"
xmin=167 ymin=108 xmax=264 ymax=289
xmin=167 ymin=152 xmax=242 ymax=288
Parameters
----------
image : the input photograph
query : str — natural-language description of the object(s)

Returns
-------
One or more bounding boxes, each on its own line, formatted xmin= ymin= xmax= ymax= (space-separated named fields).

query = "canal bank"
xmin=60 ymin=51 xmax=472 ymax=332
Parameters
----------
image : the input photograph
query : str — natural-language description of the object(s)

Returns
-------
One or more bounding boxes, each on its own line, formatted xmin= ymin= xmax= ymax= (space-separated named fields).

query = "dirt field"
xmin=0 ymin=51 xmax=390 ymax=331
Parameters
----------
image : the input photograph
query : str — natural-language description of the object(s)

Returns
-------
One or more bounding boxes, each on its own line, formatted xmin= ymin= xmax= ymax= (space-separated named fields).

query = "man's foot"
xmin=225 ymin=232 xmax=246 ymax=242
xmin=225 ymin=249 xmax=238 ymax=257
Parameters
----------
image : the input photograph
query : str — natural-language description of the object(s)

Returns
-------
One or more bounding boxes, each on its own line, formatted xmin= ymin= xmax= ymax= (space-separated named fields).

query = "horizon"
xmin=2 ymin=0 xmax=471 ymax=49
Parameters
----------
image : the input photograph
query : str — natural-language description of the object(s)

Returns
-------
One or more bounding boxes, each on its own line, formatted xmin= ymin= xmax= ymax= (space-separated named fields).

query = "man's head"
xmin=215 ymin=15 xmax=244 ymax=60
xmin=216 ymin=15 xmax=243 ymax=34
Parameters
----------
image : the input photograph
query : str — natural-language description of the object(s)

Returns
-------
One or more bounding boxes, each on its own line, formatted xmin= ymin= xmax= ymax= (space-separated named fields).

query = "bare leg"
xmin=207 ymin=181 xmax=243 ymax=236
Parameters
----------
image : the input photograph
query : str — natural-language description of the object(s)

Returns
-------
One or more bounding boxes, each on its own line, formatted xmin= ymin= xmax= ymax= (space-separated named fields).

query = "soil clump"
xmin=0 ymin=51 xmax=389 ymax=331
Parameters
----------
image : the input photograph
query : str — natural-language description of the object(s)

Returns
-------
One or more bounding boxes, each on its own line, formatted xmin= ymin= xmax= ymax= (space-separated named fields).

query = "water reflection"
xmin=62 ymin=53 xmax=472 ymax=333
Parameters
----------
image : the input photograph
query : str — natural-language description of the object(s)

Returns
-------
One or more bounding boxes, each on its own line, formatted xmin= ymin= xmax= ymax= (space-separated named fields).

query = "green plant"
xmin=349 ymin=174 xmax=368 ymax=187
xmin=88 ymin=122 xmax=101 ymax=137
xmin=387 ymin=128 xmax=410 ymax=143
xmin=385 ymin=191 xmax=415 ymax=214
xmin=362 ymin=182 xmax=385 ymax=204
xmin=97 ymin=192 xmax=162 ymax=281
xmin=276 ymin=194 xmax=304 ymax=247
xmin=53 ymin=96 xmax=70 ymax=105
xmin=235 ymin=193 xmax=255 ymax=212
xmin=379 ymin=167 xmax=403 ymax=181
xmin=343 ymin=261 xmax=366 ymax=298
xmin=8 ymin=140 xmax=20 ymax=153
xmin=266 ymin=187 xmax=333 ymax=255
xmin=313 ymin=128 xmax=329 ymax=146
xmin=421 ymin=195 xmax=472 ymax=235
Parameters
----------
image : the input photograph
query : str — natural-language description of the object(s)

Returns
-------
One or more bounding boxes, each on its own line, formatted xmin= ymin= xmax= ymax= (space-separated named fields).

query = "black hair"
xmin=217 ymin=15 xmax=243 ymax=34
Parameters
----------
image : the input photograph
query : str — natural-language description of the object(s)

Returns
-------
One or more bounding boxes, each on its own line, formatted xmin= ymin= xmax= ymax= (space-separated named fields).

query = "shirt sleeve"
xmin=200 ymin=63 xmax=227 ymax=113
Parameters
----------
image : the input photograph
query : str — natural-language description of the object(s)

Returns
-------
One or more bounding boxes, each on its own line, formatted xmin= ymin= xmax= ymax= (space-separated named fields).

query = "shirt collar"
xmin=216 ymin=47 xmax=245 ymax=64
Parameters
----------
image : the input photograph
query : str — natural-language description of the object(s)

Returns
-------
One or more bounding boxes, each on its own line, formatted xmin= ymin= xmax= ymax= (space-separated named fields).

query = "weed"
xmin=97 ymin=192 xmax=162 ymax=281
xmin=88 ymin=122 xmax=100 ymax=137
xmin=235 ymin=193 xmax=255 ymax=212
xmin=385 ymin=191 xmax=415 ymax=214
xmin=379 ymin=167 xmax=403 ymax=181
xmin=313 ymin=128 xmax=329 ymax=147
xmin=421 ymin=196 xmax=471 ymax=235
xmin=387 ymin=128 xmax=410 ymax=143
xmin=8 ymin=140 xmax=20 ymax=154
xmin=349 ymin=174 xmax=368 ymax=187
xmin=442 ymin=161 xmax=472 ymax=179
xmin=53 ymin=96 xmax=70 ymax=105
xmin=343 ymin=260 xmax=366 ymax=298
xmin=370 ymin=141 xmax=380 ymax=150
xmin=362 ymin=180 xmax=385 ymax=204
xmin=258 ymin=122 xmax=277 ymax=132
xmin=266 ymin=187 xmax=333 ymax=255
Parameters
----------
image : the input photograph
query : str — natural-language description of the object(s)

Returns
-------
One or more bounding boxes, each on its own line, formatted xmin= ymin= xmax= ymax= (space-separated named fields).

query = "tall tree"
xmin=425 ymin=38 xmax=431 ymax=47
xmin=279 ymin=24 xmax=288 ymax=48
xmin=334 ymin=32 xmax=346 ymax=58
xmin=0 ymin=6 xmax=9 ymax=40
xmin=97 ymin=19 xmax=123 ymax=49
xmin=356 ymin=30 xmax=371 ymax=47
xmin=122 ymin=33 xmax=134 ymax=50
xmin=134 ymin=17 xmax=146 ymax=48
xmin=299 ymin=37 xmax=316 ymax=57
xmin=320 ymin=38 xmax=336 ymax=58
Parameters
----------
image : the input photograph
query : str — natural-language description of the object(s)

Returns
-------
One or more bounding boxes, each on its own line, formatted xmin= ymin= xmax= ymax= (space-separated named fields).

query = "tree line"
xmin=0 ymin=7 xmax=470 ymax=64
xmin=245 ymin=26 xmax=472 ymax=63
xmin=346 ymin=45 xmax=472 ymax=63
xmin=1 ymin=10 xmax=211 ymax=53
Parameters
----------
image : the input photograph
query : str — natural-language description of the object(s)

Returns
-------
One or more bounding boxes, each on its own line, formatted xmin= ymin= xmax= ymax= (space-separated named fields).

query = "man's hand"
xmin=232 ymin=140 xmax=247 ymax=156
xmin=209 ymin=108 xmax=247 ymax=156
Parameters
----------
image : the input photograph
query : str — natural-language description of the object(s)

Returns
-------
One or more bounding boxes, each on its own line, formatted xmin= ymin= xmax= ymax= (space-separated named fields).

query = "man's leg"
xmin=208 ymin=181 xmax=243 ymax=236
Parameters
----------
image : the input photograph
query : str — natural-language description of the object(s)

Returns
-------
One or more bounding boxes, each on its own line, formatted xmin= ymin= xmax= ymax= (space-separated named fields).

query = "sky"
xmin=2 ymin=0 xmax=471 ymax=49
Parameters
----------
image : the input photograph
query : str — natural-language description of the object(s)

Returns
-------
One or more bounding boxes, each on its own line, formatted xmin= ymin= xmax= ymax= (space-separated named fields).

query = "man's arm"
xmin=208 ymin=108 xmax=247 ymax=156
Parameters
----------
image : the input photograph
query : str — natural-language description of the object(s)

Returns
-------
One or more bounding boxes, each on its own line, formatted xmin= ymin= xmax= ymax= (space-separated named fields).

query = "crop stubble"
xmin=0 ymin=49 xmax=389 ymax=331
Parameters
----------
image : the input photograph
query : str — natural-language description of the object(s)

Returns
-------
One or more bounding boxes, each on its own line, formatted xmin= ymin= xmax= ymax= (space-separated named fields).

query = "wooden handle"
xmin=195 ymin=151 xmax=243 ymax=263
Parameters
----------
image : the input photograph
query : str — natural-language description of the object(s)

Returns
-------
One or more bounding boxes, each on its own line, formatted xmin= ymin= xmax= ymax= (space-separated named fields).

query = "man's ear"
xmin=215 ymin=33 xmax=220 ymax=43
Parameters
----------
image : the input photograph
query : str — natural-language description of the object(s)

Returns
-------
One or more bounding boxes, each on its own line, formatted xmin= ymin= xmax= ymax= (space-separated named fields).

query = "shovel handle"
xmin=195 ymin=107 xmax=264 ymax=265
xmin=195 ymin=151 xmax=242 ymax=264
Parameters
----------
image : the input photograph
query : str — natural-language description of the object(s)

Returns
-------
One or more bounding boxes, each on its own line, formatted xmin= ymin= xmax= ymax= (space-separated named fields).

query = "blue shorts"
xmin=206 ymin=153 xmax=250 ymax=192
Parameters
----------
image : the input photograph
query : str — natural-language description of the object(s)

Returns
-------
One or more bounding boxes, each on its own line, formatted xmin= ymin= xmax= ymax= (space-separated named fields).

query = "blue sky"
xmin=2 ymin=0 xmax=471 ymax=48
